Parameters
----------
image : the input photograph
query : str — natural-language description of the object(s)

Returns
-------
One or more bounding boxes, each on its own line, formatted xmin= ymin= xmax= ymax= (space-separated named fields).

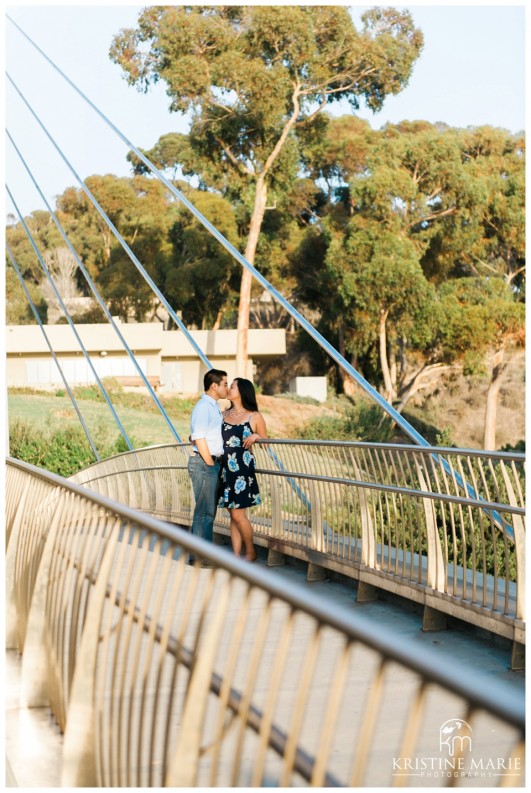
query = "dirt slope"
xmin=255 ymin=394 xmax=334 ymax=439
xmin=254 ymin=348 xmax=525 ymax=449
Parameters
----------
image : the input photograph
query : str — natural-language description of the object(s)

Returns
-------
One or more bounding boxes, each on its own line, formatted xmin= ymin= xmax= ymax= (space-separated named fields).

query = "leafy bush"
xmin=501 ymin=440 xmax=525 ymax=453
xmin=9 ymin=419 xmax=95 ymax=476
xmin=8 ymin=418 xmax=135 ymax=477
xmin=435 ymin=426 xmax=455 ymax=447
xmin=72 ymin=384 xmax=104 ymax=402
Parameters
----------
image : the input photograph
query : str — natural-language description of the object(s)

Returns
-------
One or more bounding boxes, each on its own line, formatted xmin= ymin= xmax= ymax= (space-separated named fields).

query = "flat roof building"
xmin=5 ymin=322 xmax=286 ymax=394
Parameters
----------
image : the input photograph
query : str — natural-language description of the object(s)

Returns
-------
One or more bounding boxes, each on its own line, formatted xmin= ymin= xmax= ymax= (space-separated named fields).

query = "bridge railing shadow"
xmin=5 ymin=457 xmax=525 ymax=787
xmin=70 ymin=440 xmax=525 ymax=658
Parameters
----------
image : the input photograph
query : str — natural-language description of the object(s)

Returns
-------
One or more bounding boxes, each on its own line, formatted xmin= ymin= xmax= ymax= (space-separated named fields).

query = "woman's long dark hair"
xmin=233 ymin=378 xmax=259 ymax=412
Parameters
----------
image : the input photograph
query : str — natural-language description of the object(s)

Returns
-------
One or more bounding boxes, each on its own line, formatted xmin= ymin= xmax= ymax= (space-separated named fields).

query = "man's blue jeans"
xmin=187 ymin=454 xmax=221 ymax=544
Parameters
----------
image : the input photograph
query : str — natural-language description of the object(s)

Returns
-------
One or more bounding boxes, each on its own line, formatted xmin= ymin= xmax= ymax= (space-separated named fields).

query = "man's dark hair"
xmin=204 ymin=368 xmax=227 ymax=391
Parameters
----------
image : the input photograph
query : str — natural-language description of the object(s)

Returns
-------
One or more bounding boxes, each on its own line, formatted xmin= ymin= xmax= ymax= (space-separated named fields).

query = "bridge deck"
xmin=6 ymin=548 xmax=523 ymax=788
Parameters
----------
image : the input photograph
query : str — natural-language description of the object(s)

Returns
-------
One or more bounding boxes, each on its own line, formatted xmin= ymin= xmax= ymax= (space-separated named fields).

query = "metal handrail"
xmin=6 ymin=457 xmax=525 ymax=787
xmin=73 ymin=462 xmax=525 ymax=515
xmin=69 ymin=440 xmax=526 ymax=638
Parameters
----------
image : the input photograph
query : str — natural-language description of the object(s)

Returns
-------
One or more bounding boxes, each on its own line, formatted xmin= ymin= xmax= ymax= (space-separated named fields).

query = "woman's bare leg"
xmin=229 ymin=514 xmax=243 ymax=556
xmin=230 ymin=508 xmax=256 ymax=561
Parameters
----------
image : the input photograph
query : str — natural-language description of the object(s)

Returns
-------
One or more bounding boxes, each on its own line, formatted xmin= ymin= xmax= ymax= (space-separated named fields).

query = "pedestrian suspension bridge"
xmin=5 ymin=17 xmax=525 ymax=788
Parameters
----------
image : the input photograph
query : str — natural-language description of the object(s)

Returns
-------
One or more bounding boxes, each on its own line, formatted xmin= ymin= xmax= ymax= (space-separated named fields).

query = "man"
xmin=188 ymin=368 xmax=229 ymax=550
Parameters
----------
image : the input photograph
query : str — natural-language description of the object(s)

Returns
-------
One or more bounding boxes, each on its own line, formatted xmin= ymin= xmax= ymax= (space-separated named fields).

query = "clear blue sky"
xmin=4 ymin=2 xmax=527 ymax=220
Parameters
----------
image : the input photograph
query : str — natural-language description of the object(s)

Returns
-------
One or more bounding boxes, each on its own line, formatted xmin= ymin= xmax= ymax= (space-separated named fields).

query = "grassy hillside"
xmin=7 ymin=346 xmax=525 ymax=474
xmin=7 ymin=388 xmax=332 ymax=450
xmin=8 ymin=391 xmax=192 ymax=449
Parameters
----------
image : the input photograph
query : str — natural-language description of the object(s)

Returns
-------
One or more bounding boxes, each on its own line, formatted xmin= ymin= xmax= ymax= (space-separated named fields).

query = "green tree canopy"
xmin=436 ymin=277 xmax=525 ymax=365
xmin=434 ymin=277 xmax=525 ymax=449
xmin=111 ymin=4 xmax=424 ymax=370
xmin=165 ymin=190 xmax=241 ymax=329
xmin=6 ymin=210 xmax=64 ymax=283
xmin=289 ymin=117 xmax=525 ymax=415
xmin=53 ymin=174 xmax=180 ymax=321
xmin=5 ymin=265 xmax=48 ymax=325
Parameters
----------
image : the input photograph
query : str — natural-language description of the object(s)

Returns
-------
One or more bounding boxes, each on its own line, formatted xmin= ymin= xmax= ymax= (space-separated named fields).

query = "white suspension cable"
xmin=6 ymin=128 xmax=182 ymax=444
xmin=5 ymin=15 xmax=430 ymax=448
xmin=6 ymin=18 xmax=508 ymax=534
xmin=6 ymin=72 xmax=212 ymax=369
xmin=6 ymin=184 xmax=134 ymax=451
xmin=6 ymin=242 xmax=101 ymax=460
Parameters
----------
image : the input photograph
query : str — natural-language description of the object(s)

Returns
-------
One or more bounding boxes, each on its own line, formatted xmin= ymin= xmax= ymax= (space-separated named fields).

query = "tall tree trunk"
xmin=234 ymin=85 xmax=301 ymax=377
xmin=211 ymin=308 xmax=223 ymax=331
xmin=378 ymin=308 xmax=396 ymax=402
xmin=236 ymin=177 xmax=267 ymax=376
xmin=102 ymin=226 xmax=111 ymax=262
xmin=389 ymin=345 xmax=397 ymax=394
xmin=338 ymin=321 xmax=356 ymax=396
xmin=483 ymin=348 xmax=507 ymax=450
xmin=395 ymin=363 xmax=454 ymax=414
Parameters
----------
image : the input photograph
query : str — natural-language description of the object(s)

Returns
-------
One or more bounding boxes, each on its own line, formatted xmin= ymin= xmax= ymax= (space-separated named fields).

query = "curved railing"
xmin=5 ymin=458 xmax=525 ymax=787
xmin=70 ymin=441 xmax=526 ymax=649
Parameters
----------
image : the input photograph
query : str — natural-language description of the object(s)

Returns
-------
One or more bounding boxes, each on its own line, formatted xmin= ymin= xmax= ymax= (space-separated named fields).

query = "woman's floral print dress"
xmin=218 ymin=417 xmax=262 ymax=510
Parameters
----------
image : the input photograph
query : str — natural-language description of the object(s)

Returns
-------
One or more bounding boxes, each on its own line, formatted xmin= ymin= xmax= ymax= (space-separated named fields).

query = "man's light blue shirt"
xmin=190 ymin=394 xmax=224 ymax=456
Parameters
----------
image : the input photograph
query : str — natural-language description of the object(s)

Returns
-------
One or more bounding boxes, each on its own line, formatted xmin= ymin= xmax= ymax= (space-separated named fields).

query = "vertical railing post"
xmin=270 ymin=474 xmax=283 ymax=537
xmin=351 ymin=461 xmax=376 ymax=568
xmin=5 ymin=477 xmax=31 ymax=649
xmin=166 ymin=581 xmax=231 ymax=786
xmin=61 ymin=518 xmax=121 ymax=787
xmin=415 ymin=463 xmax=445 ymax=592
xmin=20 ymin=490 xmax=69 ymax=706
xmin=267 ymin=473 xmax=286 ymax=566
xmin=307 ymin=479 xmax=324 ymax=552
xmin=500 ymin=466 xmax=526 ymax=621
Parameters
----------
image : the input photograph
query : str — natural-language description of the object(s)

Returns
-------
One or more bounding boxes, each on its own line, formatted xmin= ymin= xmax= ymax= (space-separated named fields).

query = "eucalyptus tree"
xmin=454 ymin=126 xmax=525 ymax=293
xmin=298 ymin=114 xmax=376 ymax=207
xmin=165 ymin=189 xmax=241 ymax=329
xmin=5 ymin=265 xmax=48 ymax=325
xmin=54 ymin=174 xmax=179 ymax=321
xmin=6 ymin=209 xmax=68 ymax=324
xmin=6 ymin=209 xmax=64 ymax=283
xmin=434 ymin=278 xmax=524 ymax=449
xmin=290 ymin=117 xmax=525 ymax=425
xmin=110 ymin=4 xmax=423 ymax=371
xmin=330 ymin=220 xmax=435 ymax=402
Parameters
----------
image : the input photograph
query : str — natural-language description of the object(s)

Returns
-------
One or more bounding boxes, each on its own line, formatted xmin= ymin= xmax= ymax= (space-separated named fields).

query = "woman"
xmin=218 ymin=377 xmax=267 ymax=561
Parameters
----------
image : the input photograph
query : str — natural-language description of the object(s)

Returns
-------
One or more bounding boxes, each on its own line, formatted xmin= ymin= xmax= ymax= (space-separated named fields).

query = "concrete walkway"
xmin=5 ymin=551 xmax=524 ymax=787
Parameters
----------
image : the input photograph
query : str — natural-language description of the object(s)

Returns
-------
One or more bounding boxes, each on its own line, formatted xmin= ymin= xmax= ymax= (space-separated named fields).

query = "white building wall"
xmin=289 ymin=376 xmax=328 ymax=403
xmin=23 ymin=356 xmax=148 ymax=386
xmin=6 ymin=322 xmax=286 ymax=394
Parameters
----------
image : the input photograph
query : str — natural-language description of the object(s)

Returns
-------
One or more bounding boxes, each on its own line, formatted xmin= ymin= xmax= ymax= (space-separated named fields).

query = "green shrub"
xmin=9 ymin=418 xmax=96 ymax=476
xmin=501 ymin=440 xmax=525 ymax=453
xmin=8 ymin=419 xmax=140 ymax=477
xmin=72 ymin=384 xmax=104 ymax=401
xmin=435 ymin=426 xmax=455 ymax=447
